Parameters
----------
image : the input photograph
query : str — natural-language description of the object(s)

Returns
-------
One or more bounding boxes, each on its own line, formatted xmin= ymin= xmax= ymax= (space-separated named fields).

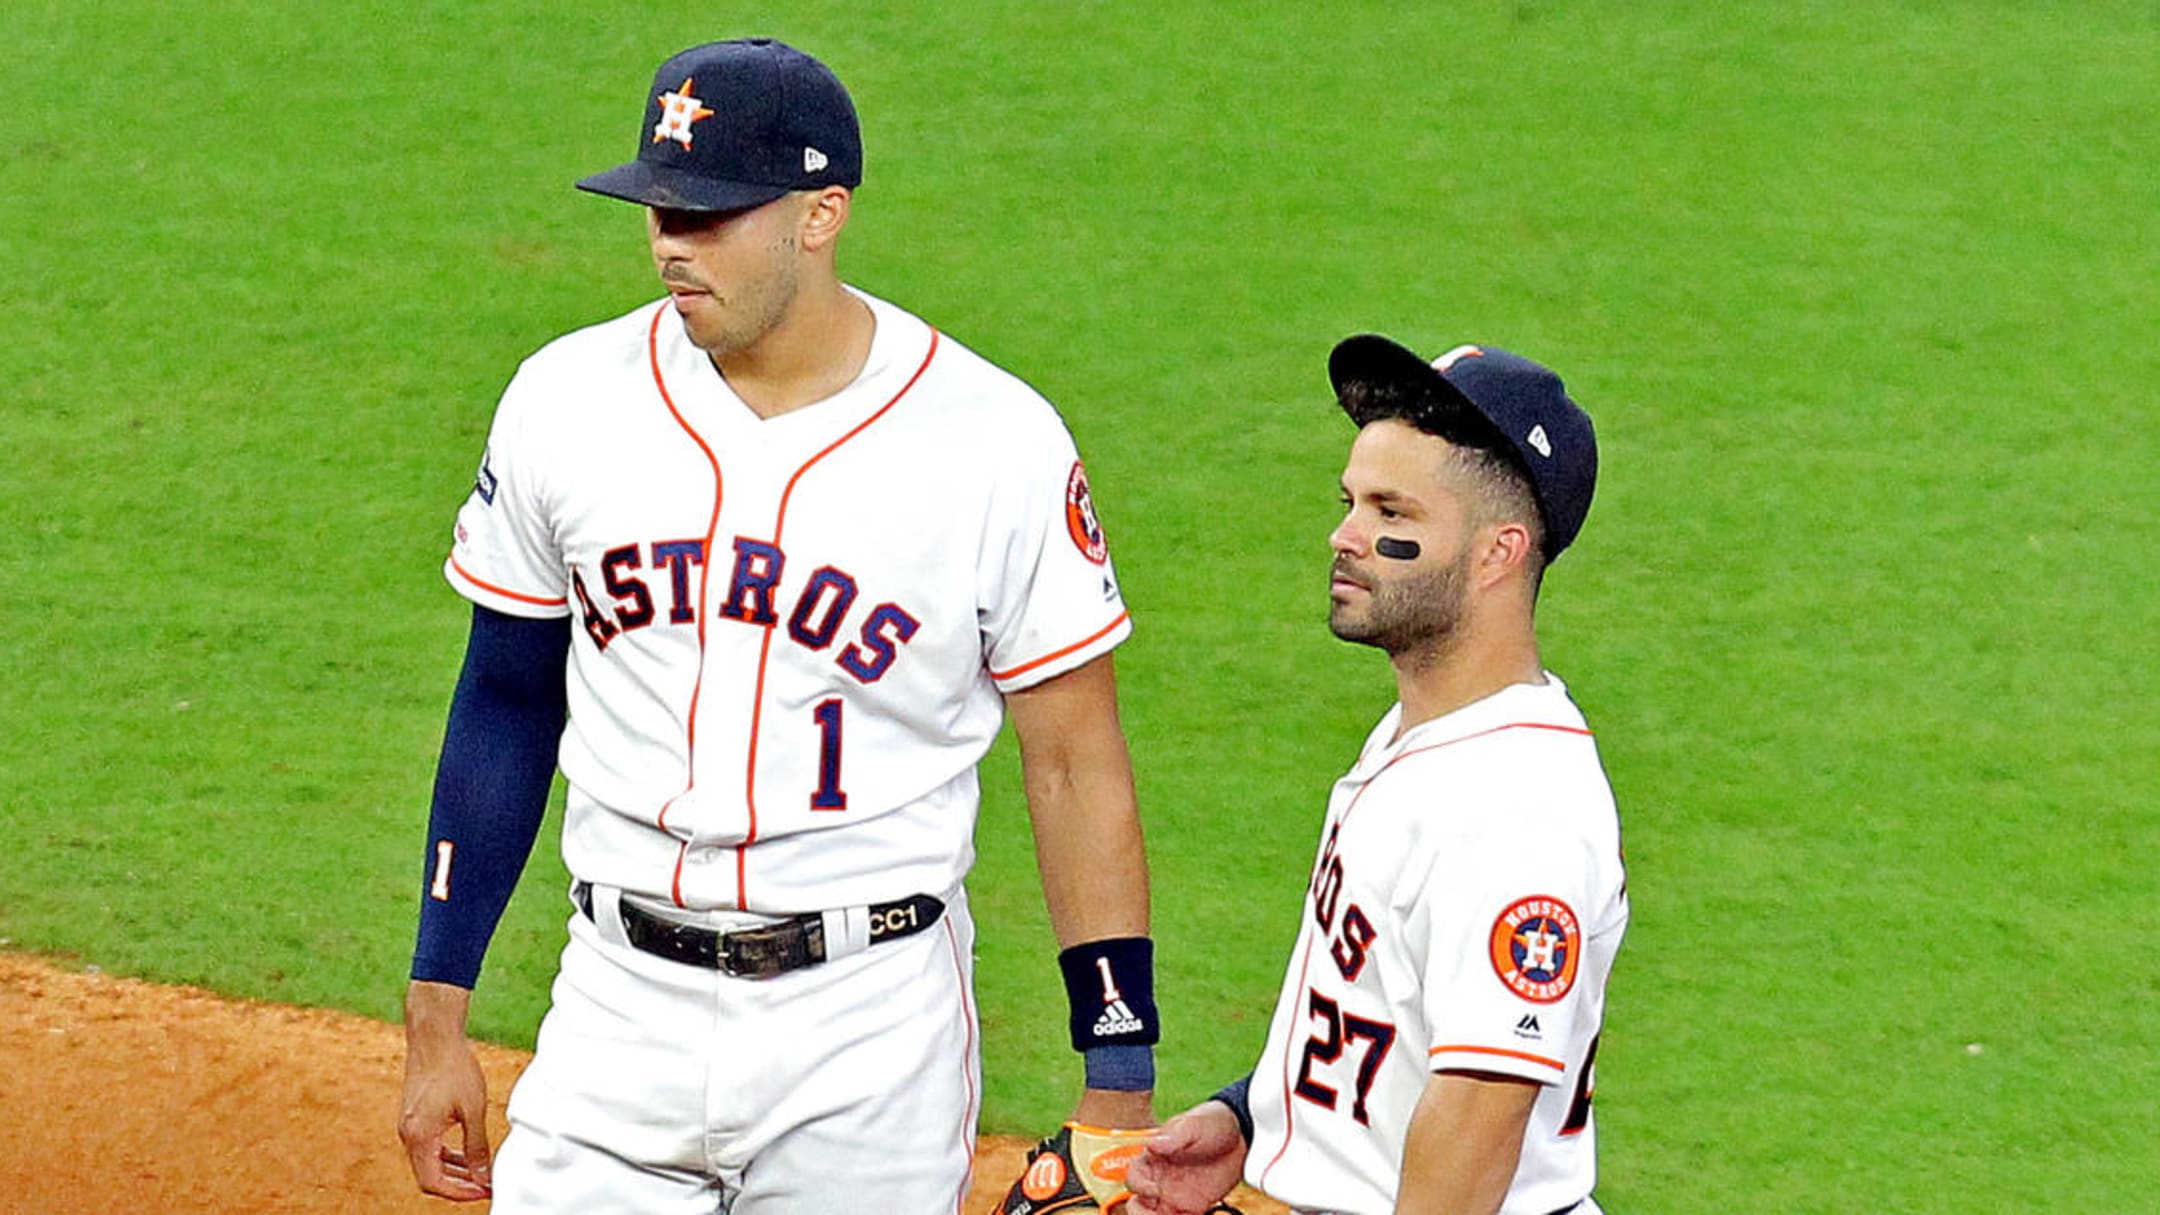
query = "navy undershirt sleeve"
xmin=410 ymin=605 xmax=572 ymax=988
xmin=1212 ymin=1073 xmax=1255 ymax=1145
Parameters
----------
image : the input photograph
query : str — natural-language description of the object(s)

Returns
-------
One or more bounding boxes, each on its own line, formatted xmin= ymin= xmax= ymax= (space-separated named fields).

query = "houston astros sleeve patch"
xmin=1488 ymin=894 xmax=1582 ymax=1004
xmin=1064 ymin=461 xmax=1109 ymax=564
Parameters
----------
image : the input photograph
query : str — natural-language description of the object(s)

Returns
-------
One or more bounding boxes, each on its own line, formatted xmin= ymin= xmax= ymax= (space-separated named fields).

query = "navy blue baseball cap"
xmin=1329 ymin=335 xmax=1598 ymax=560
xmin=577 ymin=39 xmax=863 ymax=212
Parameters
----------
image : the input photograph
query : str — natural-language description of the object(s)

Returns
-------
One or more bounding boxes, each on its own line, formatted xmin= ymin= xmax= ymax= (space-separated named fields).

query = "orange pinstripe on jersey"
xmin=732 ymin=329 xmax=939 ymax=909
xmin=1258 ymin=929 xmax=1321 ymax=1190
xmin=447 ymin=554 xmax=571 ymax=608
xmin=1395 ymin=720 xmax=1593 ymax=761
xmin=740 ymin=329 xmax=940 ymax=864
xmin=645 ymin=300 xmax=943 ymax=908
xmin=643 ymin=304 xmax=728 ymax=906
xmin=1427 ymin=1043 xmax=1566 ymax=1072
xmin=987 ymin=610 xmax=1133 ymax=684
xmin=943 ymin=913 xmax=979 ymax=1215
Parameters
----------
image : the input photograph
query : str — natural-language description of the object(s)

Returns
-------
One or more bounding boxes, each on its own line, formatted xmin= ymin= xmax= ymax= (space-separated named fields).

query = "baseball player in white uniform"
xmin=1128 ymin=337 xmax=1626 ymax=1215
xmin=397 ymin=39 xmax=1161 ymax=1212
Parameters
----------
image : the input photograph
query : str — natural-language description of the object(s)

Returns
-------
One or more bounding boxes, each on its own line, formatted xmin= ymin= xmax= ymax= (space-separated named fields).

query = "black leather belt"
xmin=576 ymin=883 xmax=945 ymax=979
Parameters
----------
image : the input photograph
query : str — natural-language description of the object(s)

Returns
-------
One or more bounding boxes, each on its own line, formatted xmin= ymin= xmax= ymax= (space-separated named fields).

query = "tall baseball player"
xmin=1127 ymin=338 xmax=1626 ymax=1215
xmin=396 ymin=39 xmax=1163 ymax=1212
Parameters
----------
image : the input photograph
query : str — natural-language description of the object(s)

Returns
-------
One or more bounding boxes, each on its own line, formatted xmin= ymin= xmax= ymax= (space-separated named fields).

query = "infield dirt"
xmin=0 ymin=954 xmax=1281 ymax=1214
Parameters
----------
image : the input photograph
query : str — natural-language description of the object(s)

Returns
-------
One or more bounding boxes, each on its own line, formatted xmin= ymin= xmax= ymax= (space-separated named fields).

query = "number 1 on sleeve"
xmin=429 ymin=840 xmax=455 ymax=901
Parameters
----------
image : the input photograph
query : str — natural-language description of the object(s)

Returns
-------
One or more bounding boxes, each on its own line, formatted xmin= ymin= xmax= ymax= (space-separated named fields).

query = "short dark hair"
xmin=1337 ymin=375 xmax=1549 ymax=580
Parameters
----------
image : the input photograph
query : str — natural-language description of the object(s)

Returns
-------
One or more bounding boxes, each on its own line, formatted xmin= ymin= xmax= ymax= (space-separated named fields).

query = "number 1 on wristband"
xmin=1096 ymin=955 xmax=1122 ymax=1002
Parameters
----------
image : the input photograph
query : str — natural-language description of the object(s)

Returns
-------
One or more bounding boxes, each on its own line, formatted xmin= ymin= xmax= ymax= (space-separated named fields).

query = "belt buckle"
xmin=715 ymin=942 xmax=752 ymax=978
xmin=717 ymin=919 xmax=822 ymax=979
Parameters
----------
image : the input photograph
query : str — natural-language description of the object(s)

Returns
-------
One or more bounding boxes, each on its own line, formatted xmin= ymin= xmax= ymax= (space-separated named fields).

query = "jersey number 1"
xmin=811 ymin=699 xmax=848 ymax=811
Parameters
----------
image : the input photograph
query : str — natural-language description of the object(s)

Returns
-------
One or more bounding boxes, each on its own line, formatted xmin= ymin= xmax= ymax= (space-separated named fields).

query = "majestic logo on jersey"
xmin=1489 ymin=895 xmax=1581 ymax=1004
xmin=652 ymin=78 xmax=716 ymax=148
xmin=1065 ymin=461 xmax=1109 ymax=565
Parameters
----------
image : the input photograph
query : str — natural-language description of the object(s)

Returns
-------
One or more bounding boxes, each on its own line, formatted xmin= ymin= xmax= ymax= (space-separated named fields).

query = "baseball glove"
xmin=995 ymin=1122 xmax=1243 ymax=1215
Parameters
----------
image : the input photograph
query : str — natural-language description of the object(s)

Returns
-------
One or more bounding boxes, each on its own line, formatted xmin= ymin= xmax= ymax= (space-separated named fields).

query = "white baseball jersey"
xmin=1246 ymin=677 xmax=1627 ymax=1215
xmin=444 ymin=288 xmax=1130 ymax=913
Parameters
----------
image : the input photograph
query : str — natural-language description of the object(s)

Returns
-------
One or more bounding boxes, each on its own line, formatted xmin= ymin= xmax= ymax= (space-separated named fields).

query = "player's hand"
xmin=397 ymin=980 xmax=493 ymax=1201
xmin=1126 ymin=1101 xmax=1248 ymax=1215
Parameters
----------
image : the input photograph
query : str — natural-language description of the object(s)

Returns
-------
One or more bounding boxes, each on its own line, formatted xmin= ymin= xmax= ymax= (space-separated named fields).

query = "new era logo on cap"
xmin=1527 ymin=424 xmax=1552 ymax=458
xmin=578 ymin=38 xmax=864 ymax=213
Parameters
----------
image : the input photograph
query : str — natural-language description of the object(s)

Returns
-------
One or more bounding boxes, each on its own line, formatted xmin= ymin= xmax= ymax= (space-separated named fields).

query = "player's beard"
xmin=1329 ymin=545 xmax=1471 ymax=660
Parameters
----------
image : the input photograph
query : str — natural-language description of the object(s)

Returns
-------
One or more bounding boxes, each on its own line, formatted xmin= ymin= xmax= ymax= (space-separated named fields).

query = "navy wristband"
xmin=1058 ymin=936 xmax=1160 ymax=1051
xmin=1083 ymin=1044 xmax=1156 ymax=1092
xmin=1211 ymin=1074 xmax=1255 ymax=1146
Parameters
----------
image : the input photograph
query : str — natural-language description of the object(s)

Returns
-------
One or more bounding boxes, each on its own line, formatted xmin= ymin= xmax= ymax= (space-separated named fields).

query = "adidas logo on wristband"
xmin=1093 ymin=999 xmax=1146 ymax=1037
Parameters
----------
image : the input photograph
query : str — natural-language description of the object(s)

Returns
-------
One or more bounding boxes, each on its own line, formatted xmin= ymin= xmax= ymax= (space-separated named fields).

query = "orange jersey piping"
xmin=988 ymin=609 xmax=1132 ymax=683
xmin=644 ymin=304 xmax=728 ymax=903
xmin=739 ymin=326 xmax=941 ymax=878
xmin=943 ymin=914 xmax=980 ymax=1215
xmin=1257 ymin=929 xmax=1320 ymax=1191
xmin=1428 ymin=1043 xmax=1566 ymax=1072
xmin=646 ymin=305 xmax=941 ymax=909
xmin=447 ymin=554 xmax=569 ymax=608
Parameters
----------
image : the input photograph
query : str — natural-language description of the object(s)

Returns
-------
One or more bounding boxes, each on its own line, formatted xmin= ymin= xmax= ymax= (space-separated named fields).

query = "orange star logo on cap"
xmin=651 ymin=77 xmax=716 ymax=149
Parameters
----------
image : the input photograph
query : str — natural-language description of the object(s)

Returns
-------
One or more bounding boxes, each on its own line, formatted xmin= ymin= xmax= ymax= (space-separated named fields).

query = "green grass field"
xmin=5 ymin=3 xmax=2157 ymax=1209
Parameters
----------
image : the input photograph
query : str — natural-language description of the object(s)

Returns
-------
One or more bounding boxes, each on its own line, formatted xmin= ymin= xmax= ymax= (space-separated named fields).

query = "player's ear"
xmin=798 ymin=186 xmax=851 ymax=253
xmin=1477 ymin=520 xmax=1535 ymax=589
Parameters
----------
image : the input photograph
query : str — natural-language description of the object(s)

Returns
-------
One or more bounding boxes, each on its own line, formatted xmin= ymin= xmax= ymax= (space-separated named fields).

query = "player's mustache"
xmin=1331 ymin=556 xmax=1370 ymax=589
xmin=660 ymin=266 xmax=712 ymax=293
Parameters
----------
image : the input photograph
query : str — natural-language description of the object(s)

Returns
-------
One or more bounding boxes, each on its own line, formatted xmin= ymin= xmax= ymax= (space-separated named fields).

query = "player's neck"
xmin=1390 ymin=619 xmax=1544 ymax=737
xmin=714 ymin=278 xmax=875 ymax=419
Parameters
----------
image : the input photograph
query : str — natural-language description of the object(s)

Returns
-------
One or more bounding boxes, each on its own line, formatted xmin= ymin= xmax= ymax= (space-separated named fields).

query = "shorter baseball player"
xmin=1127 ymin=337 xmax=1626 ymax=1215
